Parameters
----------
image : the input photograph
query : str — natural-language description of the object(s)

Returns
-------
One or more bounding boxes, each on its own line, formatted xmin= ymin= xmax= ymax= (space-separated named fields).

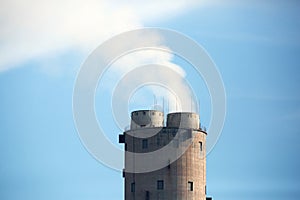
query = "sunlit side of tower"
xmin=119 ymin=110 xmax=211 ymax=200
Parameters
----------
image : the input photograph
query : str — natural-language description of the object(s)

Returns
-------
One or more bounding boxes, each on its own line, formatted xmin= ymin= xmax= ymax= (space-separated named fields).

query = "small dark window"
xmin=199 ymin=141 xmax=203 ymax=151
xmin=188 ymin=181 xmax=193 ymax=191
xmin=145 ymin=191 xmax=150 ymax=200
xmin=143 ymin=111 xmax=146 ymax=115
xmin=142 ymin=139 xmax=148 ymax=149
xmin=157 ymin=180 xmax=164 ymax=190
xmin=131 ymin=182 xmax=135 ymax=193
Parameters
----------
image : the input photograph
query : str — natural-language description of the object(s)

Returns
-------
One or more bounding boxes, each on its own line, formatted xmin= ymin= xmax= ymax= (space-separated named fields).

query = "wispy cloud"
xmin=0 ymin=0 xmax=140 ymax=71
xmin=0 ymin=0 xmax=207 ymax=115
xmin=0 ymin=0 xmax=205 ymax=72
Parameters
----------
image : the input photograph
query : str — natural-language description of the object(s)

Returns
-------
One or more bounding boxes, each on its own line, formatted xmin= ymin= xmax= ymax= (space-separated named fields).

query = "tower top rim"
xmin=167 ymin=112 xmax=199 ymax=116
xmin=131 ymin=110 xmax=164 ymax=114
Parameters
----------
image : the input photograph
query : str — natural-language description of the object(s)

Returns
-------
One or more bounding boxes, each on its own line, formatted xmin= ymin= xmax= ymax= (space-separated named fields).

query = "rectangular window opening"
xmin=157 ymin=180 xmax=164 ymax=190
xmin=199 ymin=141 xmax=203 ymax=151
xmin=188 ymin=181 xmax=193 ymax=191
xmin=142 ymin=139 xmax=148 ymax=149
xmin=131 ymin=182 xmax=135 ymax=193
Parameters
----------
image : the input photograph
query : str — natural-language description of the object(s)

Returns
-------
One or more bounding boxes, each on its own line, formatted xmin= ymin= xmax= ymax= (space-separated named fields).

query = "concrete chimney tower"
xmin=119 ymin=110 xmax=211 ymax=200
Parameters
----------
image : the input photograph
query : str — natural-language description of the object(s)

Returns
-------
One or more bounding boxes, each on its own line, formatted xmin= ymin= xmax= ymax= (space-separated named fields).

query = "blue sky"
xmin=1 ymin=1 xmax=300 ymax=200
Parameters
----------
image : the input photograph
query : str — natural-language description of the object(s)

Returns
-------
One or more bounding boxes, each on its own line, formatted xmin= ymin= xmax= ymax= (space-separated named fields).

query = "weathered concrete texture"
xmin=131 ymin=110 xmax=164 ymax=130
xmin=167 ymin=112 xmax=200 ymax=129
xmin=121 ymin=110 xmax=206 ymax=200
